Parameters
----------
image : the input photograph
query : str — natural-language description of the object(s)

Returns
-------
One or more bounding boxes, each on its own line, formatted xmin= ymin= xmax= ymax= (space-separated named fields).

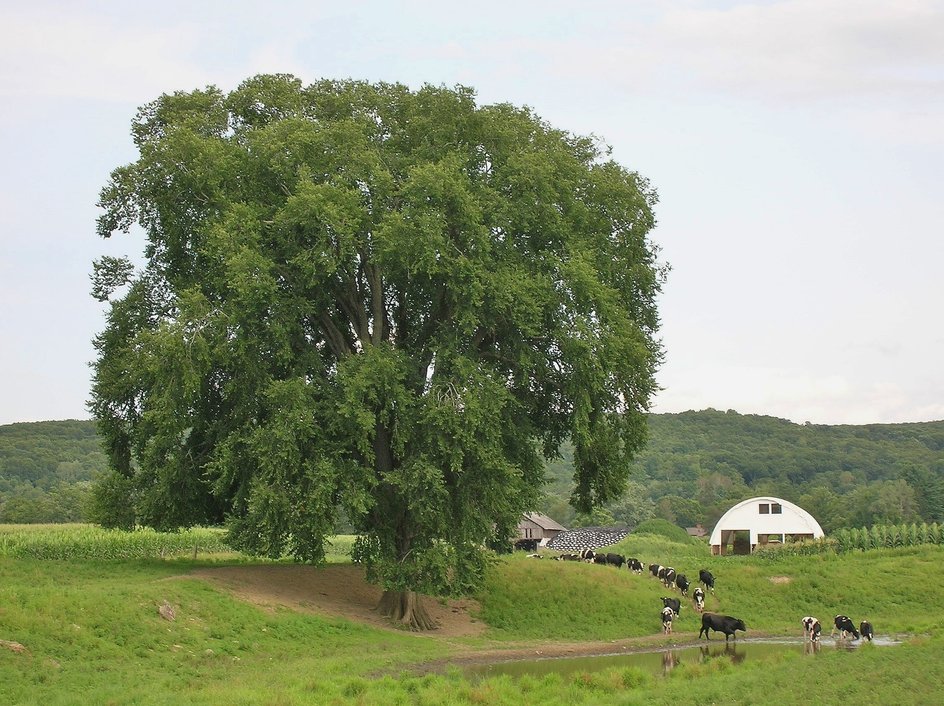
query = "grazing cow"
xmin=593 ymin=553 xmax=608 ymax=565
xmin=656 ymin=565 xmax=667 ymax=582
xmin=579 ymin=549 xmax=596 ymax=563
xmin=699 ymin=569 xmax=715 ymax=593
xmin=605 ymin=553 xmax=625 ymax=569
xmin=675 ymin=573 xmax=690 ymax=596
xmin=693 ymin=586 xmax=705 ymax=612
xmin=663 ymin=567 xmax=677 ymax=588
xmin=661 ymin=596 xmax=681 ymax=616
xmin=831 ymin=615 xmax=860 ymax=640
xmin=555 ymin=553 xmax=580 ymax=561
xmin=699 ymin=613 xmax=746 ymax=641
xmin=662 ymin=606 xmax=674 ymax=634
xmin=802 ymin=616 xmax=822 ymax=642
xmin=627 ymin=558 xmax=643 ymax=574
xmin=860 ymin=621 xmax=874 ymax=642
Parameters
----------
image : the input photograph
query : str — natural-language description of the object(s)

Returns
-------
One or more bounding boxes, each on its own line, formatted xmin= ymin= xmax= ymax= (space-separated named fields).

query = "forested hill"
xmin=0 ymin=419 xmax=106 ymax=522
xmin=4 ymin=412 xmax=944 ymax=531
xmin=539 ymin=409 xmax=944 ymax=533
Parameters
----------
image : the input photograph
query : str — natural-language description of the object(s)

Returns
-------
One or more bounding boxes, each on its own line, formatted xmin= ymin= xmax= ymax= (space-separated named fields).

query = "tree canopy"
xmin=90 ymin=75 xmax=665 ymax=627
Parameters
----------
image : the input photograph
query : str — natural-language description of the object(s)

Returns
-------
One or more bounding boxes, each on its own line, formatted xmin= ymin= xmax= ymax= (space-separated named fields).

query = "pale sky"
xmin=2 ymin=0 xmax=943 ymax=427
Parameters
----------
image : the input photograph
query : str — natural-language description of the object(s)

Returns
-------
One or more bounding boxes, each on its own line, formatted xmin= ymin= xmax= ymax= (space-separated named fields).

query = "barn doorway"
xmin=715 ymin=529 xmax=752 ymax=555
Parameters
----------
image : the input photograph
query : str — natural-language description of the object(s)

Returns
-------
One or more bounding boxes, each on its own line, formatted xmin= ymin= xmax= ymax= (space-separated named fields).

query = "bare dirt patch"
xmin=189 ymin=564 xmax=485 ymax=638
xmin=769 ymin=576 xmax=792 ymax=584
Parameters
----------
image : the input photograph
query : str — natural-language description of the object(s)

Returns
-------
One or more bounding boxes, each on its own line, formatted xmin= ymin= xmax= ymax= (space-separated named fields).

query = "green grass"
xmin=3 ymin=525 xmax=944 ymax=704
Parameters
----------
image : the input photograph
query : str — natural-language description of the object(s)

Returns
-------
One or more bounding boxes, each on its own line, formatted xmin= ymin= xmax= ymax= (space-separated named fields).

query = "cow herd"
xmin=803 ymin=615 xmax=874 ymax=643
xmin=536 ymin=548 xmax=876 ymax=644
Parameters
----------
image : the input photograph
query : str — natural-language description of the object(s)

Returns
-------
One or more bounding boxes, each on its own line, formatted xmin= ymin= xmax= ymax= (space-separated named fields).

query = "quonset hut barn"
xmin=709 ymin=496 xmax=825 ymax=555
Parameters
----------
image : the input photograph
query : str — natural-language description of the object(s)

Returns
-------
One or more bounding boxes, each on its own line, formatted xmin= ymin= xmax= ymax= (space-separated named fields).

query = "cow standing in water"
xmin=802 ymin=616 xmax=822 ymax=642
xmin=831 ymin=615 xmax=860 ymax=640
xmin=661 ymin=606 xmax=674 ymax=634
xmin=860 ymin=621 xmax=874 ymax=642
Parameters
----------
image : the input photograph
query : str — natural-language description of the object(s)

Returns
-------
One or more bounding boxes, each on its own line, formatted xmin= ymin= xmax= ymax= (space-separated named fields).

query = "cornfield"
xmin=0 ymin=523 xmax=231 ymax=560
xmin=754 ymin=522 xmax=944 ymax=558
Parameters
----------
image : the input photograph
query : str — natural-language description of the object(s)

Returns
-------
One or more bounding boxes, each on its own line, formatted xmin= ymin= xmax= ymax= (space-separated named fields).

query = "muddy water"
xmin=466 ymin=636 xmax=902 ymax=679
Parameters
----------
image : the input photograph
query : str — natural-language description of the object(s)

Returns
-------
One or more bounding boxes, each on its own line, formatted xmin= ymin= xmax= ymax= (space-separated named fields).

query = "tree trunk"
xmin=377 ymin=589 xmax=438 ymax=631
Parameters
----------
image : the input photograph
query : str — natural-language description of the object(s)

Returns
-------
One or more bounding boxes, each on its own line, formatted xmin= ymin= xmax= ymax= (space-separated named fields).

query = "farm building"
xmin=709 ymin=496 xmax=825 ymax=555
xmin=517 ymin=512 xmax=567 ymax=547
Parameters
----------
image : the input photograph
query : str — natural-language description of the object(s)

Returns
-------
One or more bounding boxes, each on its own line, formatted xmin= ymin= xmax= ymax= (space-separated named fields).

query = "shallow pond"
xmin=466 ymin=636 xmax=902 ymax=680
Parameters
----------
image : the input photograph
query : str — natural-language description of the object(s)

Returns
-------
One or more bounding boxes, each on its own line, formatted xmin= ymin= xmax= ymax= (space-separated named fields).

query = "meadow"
xmin=2 ymin=524 xmax=944 ymax=704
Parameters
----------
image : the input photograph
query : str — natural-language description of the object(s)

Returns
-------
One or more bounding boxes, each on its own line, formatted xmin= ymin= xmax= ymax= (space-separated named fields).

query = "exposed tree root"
xmin=377 ymin=589 xmax=439 ymax=631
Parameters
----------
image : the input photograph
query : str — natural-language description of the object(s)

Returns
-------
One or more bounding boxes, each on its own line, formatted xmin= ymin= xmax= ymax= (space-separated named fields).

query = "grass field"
xmin=2 ymin=525 xmax=944 ymax=704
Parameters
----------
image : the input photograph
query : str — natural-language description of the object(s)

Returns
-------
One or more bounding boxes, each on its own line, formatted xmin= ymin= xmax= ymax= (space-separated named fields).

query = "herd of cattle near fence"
xmin=526 ymin=547 xmax=874 ymax=644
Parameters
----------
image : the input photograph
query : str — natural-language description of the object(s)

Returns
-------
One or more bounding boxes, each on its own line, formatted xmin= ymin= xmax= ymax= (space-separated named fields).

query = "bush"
xmin=632 ymin=519 xmax=692 ymax=544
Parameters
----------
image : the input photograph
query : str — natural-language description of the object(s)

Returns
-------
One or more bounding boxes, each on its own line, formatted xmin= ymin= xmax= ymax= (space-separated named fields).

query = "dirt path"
xmin=187 ymin=564 xmax=704 ymax=664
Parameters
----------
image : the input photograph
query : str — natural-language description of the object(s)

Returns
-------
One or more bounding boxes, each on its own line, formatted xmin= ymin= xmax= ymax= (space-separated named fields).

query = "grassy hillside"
xmin=2 ymin=525 xmax=944 ymax=704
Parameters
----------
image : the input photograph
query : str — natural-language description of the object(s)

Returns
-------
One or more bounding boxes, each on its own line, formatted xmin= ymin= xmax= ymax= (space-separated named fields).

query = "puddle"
xmin=465 ymin=635 xmax=903 ymax=680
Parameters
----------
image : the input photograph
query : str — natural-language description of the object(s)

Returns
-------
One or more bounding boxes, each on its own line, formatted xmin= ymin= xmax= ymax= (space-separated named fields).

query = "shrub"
xmin=632 ymin=519 xmax=692 ymax=544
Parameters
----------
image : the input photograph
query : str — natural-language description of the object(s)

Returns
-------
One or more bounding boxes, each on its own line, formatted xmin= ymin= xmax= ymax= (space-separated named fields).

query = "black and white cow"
xmin=662 ymin=606 xmax=674 ymax=634
xmin=802 ymin=616 xmax=822 ymax=642
xmin=593 ymin=553 xmax=608 ymax=565
xmin=693 ymin=586 xmax=705 ymax=612
xmin=661 ymin=596 xmax=681 ymax=616
xmin=699 ymin=569 xmax=715 ymax=593
xmin=699 ymin=613 xmax=746 ymax=641
xmin=860 ymin=620 xmax=874 ymax=642
xmin=832 ymin=614 xmax=860 ymax=640
xmin=605 ymin=553 xmax=625 ymax=569
xmin=627 ymin=558 xmax=644 ymax=574
xmin=555 ymin=553 xmax=580 ymax=561
xmin=579 ymin=548 xmax=596 ymax=563
xmin=675 ymin=573 xmax=690 ymax=596
xmin=663 ymin=567 xmax=677 ymax=588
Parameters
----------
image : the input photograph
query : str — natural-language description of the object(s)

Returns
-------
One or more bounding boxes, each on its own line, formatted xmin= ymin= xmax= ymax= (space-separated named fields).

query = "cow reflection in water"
xmin=804 ymin=639 xmax=822 ymax=655
xmin=699 ymin=643 xmax=745 ymax=665
xmin=661 ymin=650 xmax=681 ymax=674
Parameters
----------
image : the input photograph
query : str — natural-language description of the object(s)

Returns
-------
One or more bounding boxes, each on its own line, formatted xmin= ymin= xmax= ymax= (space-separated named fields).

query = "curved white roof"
xmin=708 ymin=496 xmax=824 ymax=547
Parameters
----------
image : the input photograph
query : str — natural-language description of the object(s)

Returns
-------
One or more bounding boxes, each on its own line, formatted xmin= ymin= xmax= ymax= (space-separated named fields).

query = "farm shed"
xmin=517 ymin=512 xmax=567 ymax=545
xmin=709 ymin=496 xmax=825 ymax=555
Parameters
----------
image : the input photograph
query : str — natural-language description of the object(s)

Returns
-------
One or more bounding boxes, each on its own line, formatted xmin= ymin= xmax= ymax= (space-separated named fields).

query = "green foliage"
xmin=89 ymin=75 xmax=665 ymax=607
xmin=632 ymin=518 xmax=693 ymax=544
xmin=538 ymin=410 xmax=944 ymax=533
xmin=0 ymin=420 xmax=106 ymax=524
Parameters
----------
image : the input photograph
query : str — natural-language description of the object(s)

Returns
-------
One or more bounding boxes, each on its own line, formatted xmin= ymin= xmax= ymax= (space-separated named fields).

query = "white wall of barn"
xmin=709 ymin=496 xmax=825 ymax=548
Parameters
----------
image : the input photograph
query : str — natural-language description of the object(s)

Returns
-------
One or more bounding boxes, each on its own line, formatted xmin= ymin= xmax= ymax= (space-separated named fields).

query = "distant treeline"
xmin=539 ymin=409 xmax=944 ymax=533
xmin=3 ymin=410 xmax=944 ymax=531
xmin=0 ymin=420 xmax=106 ymax=523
